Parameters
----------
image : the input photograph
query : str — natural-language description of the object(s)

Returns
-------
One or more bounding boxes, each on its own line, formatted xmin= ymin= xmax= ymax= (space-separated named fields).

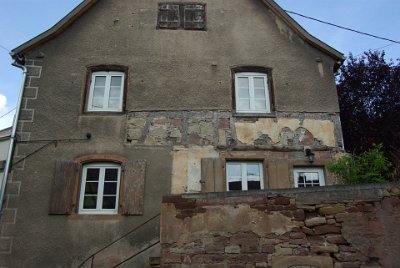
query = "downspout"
xmin=0 ymin=54 xmax=27 ymax=211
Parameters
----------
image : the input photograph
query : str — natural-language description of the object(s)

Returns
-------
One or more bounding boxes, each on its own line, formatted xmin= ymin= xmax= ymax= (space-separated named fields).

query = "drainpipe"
xmin=0 ymin=54 xmax=27 ymax=211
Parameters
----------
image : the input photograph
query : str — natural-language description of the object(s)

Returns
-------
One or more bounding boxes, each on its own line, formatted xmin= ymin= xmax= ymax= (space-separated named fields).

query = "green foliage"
xmin=327 ymin=144 xmax=391 ymax=184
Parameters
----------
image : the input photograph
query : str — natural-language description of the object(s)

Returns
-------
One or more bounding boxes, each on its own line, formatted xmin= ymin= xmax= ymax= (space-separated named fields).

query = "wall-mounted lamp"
xmin=305 ymin=148 xmax=315 ymax=163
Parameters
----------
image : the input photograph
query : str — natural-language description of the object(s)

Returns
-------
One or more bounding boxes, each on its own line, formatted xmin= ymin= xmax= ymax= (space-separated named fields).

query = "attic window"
xmin=157 ymin=3 xmax=206 ymax=30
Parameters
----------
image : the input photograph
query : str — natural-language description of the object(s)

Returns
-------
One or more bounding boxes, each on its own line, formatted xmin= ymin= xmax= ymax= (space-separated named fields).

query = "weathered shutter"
xmin=49 ymin=160 xmax=77 ymax=215
xmin=201 ymin=158 xmax=224 ymax=192
xmin=122 ymin=160 xmax=146 ymax=215
xmin=267 ymin=160 xmax=291 ymax=189
xmin=184 ymin=4 xmax=206 ymax=30
xmin=158 ymin=4 xmax=180 ymax=29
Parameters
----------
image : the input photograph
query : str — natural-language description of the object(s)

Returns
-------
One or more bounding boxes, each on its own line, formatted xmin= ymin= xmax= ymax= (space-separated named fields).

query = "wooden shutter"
xmin=201 ymin=158 xmax=224 ymax=192
xmin=184 ymin=4 xmax=206 ymax=30
xmin=49 ymin=160 xmax=77 ymax=215
xmin=158 ymin=4 xmax=180 ymax=29
xmin=122 ymin=160 xmax=146 ymax=215
xmin=267 ymin=160 xmax=291 ymax=189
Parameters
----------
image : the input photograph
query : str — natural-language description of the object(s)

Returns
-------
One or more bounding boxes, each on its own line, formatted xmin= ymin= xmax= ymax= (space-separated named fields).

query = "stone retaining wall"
xmin=160 ymin=184 xmax=400 ymax=267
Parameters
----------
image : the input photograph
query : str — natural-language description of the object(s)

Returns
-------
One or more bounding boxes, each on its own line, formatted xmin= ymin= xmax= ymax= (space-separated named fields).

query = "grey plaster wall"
xmin=1 ymin=0 xmax=342 ymax=267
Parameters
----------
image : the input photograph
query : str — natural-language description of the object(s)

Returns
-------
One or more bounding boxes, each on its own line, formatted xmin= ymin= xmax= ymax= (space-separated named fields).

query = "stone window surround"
xmin=81 ymin=65 xmax=129 ymax=115
xmin=231 ymin=66 xmax=275 ymax=117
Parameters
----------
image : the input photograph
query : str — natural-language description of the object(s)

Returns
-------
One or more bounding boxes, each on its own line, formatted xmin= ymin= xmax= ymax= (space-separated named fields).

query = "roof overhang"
xmin=11 ymin=0 xmax=345 ymax=63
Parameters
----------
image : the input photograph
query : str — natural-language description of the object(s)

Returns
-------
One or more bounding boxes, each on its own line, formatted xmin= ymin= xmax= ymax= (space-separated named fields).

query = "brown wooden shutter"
xmin=184 ymin=4 xmax=206 ymax=30
xmin=267 ymin=160 xmax=291 ymax=189
xmin=49 ymin=160 xmax=77 ymax=215
xmin=158 ymin=4 xmax=180 ymax=29
xmin=201 ymin=158 xmax=224 ymax=192
xmin=122 ymin=160 xmax=146 ymax=215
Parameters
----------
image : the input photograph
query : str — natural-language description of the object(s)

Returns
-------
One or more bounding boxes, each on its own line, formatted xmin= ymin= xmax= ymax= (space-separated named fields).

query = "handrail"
xmin=113 ymin=240 xmax=160 ymax=268
xmin=76 ymin=213 xmax=161 ymax=268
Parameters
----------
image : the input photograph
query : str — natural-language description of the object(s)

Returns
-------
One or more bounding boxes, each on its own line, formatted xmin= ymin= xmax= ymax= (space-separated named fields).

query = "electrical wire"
xmin=285 ymin=10 xmax=400 ymax=45
xmin=0 ymin=107 xmax=16 ymax=119
xmin=0 ymin=44 xmax=10 ymax=53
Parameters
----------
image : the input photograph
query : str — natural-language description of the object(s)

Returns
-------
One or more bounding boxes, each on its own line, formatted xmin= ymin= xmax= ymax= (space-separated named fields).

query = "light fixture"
xmin=305 ymin=148 xmax=315 ymax=163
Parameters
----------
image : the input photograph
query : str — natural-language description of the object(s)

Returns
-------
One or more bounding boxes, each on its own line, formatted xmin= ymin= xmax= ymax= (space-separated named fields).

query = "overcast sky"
xmin=0 ymin=0 xmax=399 ymax=129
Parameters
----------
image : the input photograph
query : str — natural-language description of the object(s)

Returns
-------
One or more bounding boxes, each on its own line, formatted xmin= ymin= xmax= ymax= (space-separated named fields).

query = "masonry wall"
xmin=160 ymin=184 xmax=400 ymax=267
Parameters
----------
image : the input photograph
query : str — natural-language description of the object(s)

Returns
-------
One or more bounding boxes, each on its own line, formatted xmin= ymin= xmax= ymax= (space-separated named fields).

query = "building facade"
xmin=1 ymin=0 xmax=345 ymax=267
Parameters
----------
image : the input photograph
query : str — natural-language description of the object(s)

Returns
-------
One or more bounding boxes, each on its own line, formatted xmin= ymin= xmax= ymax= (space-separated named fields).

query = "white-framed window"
xmin=78 ymin=163 xmax=121 ymax=214
xmin=293 ymin=167 xmax=325 ymax=188
xmin=87 ymin=71 xmax=125 ymax=112
xmin=235 ymin=72 xmax=271 ymax=113
xmin=226 ymin=162 xmax=264 ymax=191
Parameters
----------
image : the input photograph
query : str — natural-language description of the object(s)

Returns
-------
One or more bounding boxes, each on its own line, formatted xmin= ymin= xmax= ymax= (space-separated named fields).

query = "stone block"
xmin=319 ymin=205 xmax=346 ymax=215
xmin=305 ymin=217 xmax=326 ymax=227
xmin=225 ymin=245 xmax=241 ymax=254
xmin=314 ymin=224 xmax=341 ymax=235
xmin=19 ymin=109 xmax=34 ymax=121
xmin=275 ymin=196 xmax=290 ymax=205
xmin=23 ymin=87 xmax=38 ymax=99
xmin=275 ymin=246 xmax=292 ymax=255
xmin=271 ymin=256 xmax=333 ymax=268
xmin=326 ymin=235 xmax=348 ymax=245
xmin=27 ymin=66 xmax=41 ymax=77
xmin=311 ymin=244 xmax=339 ymax=253
xmin=261 ymin=244 xmax=274 ymax=254
xmin=0 ymin=209 xmax=16 ymax=224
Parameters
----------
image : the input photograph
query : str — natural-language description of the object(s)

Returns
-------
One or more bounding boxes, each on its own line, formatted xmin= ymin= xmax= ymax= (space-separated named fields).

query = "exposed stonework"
xmin=0 ymin=59 xmax=41 ymax=255
xmin=126 ymin=111 xmax=343 ymax=149
xmin=160 ymin=184 xmax=400 ymax=267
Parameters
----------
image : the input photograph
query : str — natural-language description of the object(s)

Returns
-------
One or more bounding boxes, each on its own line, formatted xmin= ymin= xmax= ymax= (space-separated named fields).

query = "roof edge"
xmin=11 ymin=0 xmax=98 ymax=57
xmin=12 ymin=0 xmax=344 ymax=62
xmin=261 ymin=0 xmax=345 ymax=62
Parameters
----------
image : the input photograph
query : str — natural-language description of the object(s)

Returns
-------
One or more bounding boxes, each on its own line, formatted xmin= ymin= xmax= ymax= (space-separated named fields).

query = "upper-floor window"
xmin=157 ymin=3 xmax=206 ymax=30
xmin=87 ymin=71 xmax=125 ymax=112
xmin=234 ymin=72 xmax=271 ymax=114
xmin=293 ymin=167 xmax=325 ymax=188
xmin=226 ymin=162 xmax=264 ymax=191
xmin=78 ymin=162 xmax=121 ymax=214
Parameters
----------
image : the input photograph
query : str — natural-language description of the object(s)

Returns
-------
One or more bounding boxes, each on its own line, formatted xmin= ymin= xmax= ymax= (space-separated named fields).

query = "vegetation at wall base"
xmin=336 ymin=51 xmax=400 ymax=180
xmin=327 ymin=144 xmax=391 ymax=184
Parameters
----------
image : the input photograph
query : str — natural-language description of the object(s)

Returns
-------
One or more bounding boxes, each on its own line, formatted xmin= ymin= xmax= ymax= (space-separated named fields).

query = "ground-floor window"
xmin=293 ymin=167 xmax=325 ymax=188
xmin=226 ymin=162 xmax=264 ymax=191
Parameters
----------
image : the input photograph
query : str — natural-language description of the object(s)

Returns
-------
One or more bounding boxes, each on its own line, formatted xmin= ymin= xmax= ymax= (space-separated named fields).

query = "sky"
xmin=0 ymin=0 xmax=399 ymax=130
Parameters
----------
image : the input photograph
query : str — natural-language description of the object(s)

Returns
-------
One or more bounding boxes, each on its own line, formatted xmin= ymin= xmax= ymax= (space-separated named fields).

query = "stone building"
xmin=0 ymin=0 xmax=350 ymax=267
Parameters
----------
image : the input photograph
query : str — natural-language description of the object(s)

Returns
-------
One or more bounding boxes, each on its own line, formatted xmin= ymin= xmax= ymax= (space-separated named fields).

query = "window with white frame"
xmin=79 ymin=163 xmax=121 ymax=214
xmin=235 ymin=72 xmax=271 ymax=113
xmin=87 ymin=71 xmax=125 ymax=112
xmin=293 ymin=167 xmax=325 ymax=188
xmin=226 ymin=162 xmax=264 ymax=191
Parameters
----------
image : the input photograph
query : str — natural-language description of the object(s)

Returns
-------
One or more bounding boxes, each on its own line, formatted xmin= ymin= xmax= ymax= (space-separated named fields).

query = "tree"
xmin=336 ymin=51 xmax=400 ymax=179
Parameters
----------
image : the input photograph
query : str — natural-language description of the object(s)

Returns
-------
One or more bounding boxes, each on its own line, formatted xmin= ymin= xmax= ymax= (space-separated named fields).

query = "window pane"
xmin=94 ymin=76 xmax=106 ymax=87
xmin=109 ymin=86 xmax=121 ymax=98
xmin=238 ymin=87 xmax=250 ymax=98
xmin=102 ymin=196 xmax=116 ymax=209
xmin=253 ymin=77 xmax=265 ymax=88
xmin=110 ymin=76 xmax=122 ymax=87
xmin=237 ymin=99 xmax=250 ymax=110
xmin=247 ymin=163 xmax=260 ymax=177
xmin=237 ymin=77 xmax=249 ymax=88
xmin=229 ymin=181 xmax=242 ymax=191
xmin=103 ymin=182 xmax=117 ymax=195
xmin=86 ymin=168 xmax=100 ymax=181
xmin=83 ymin=196 xmax=97 ymax=209
xmin=85 ymin=182 xmax=98 ymax=194
xmin=254 ymin=87 xmax=266 ymax=99
xmin=105 ymin=168 xmax=118 ymax=181
xmin=227 ymin=163 xmax=241 ymax=177
xmin=247 ymin=181 xmax=261 ymax=190
xmin=108 ymin=99 xmax=119 ymax=109
xmin=254 ymin=100 xmax=267 ymax=110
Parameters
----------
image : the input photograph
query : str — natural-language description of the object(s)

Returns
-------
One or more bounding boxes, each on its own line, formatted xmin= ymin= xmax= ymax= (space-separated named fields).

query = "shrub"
xmin=327 ymin=144 xmax=391 ymax=184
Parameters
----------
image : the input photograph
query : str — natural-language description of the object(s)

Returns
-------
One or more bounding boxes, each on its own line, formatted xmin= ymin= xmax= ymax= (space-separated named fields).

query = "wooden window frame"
xmin=231 ymin=66 xmax=275 ymax=116
xmin=82 ymin=65 xmax=128 ymax=114
xmin=78 ymin=162 xmax=121 ymax=215
xmin=226 ymin=161 xmax=265 ymax=191
xmin=157 ymin=3 xmax=206 ymax=30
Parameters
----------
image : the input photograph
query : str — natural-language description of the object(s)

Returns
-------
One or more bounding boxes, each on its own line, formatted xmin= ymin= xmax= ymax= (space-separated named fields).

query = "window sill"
xmin=67 ymin=214 xmax=124 ymax=221
xmin=233 ymin=112 xmax=276 ymax=118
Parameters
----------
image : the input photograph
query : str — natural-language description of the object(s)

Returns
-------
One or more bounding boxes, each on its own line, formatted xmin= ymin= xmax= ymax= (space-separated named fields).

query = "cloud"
xmin=0 ymin=93 xmax=14 ymax=130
